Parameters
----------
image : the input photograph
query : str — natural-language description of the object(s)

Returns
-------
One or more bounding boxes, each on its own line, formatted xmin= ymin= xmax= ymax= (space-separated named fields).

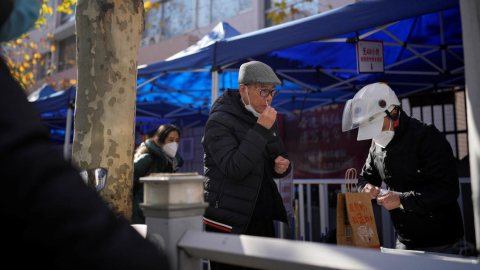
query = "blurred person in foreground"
xmin=342 ymin=82 xmax=464 ymax=254
xmin=202 ymin=61 xmax=291 ymax=269
xmin=0 ymin=1 xmax=170 ymax=268
xmin=132 ymin=124 xmax=184 ymax=224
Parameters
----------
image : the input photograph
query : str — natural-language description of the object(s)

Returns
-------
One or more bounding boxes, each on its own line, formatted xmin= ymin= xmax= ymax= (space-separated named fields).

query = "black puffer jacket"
xmin=133 ymin=139 xmax=184 ymax=224
xmin=202 ymin=89 xmax=291 ymax=234
xmin=359 ymin=108 xmax=464 ymax=247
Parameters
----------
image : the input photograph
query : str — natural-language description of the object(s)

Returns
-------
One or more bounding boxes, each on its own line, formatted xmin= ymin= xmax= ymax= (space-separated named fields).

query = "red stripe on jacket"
xmin=203 ymin=220 xmax=232 ymax=232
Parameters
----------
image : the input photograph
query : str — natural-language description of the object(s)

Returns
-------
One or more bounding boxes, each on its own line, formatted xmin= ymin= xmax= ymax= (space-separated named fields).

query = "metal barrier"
xmin=281 ymin=178 xmax=471 ymax=248
xmin=140 ymin=174 xmax=476 ymax=270
xmin=178 ymin=230 xmax=479 ymax=270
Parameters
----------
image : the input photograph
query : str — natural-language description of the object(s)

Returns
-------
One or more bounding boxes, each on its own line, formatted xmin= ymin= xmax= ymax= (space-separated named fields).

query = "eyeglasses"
xmin=259 ymin=89 xmax=280 ymax=97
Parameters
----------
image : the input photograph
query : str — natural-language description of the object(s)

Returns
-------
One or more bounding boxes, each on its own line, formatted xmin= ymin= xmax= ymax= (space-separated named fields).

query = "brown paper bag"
xmin=336 ymin=168 xmax=380 ymax=249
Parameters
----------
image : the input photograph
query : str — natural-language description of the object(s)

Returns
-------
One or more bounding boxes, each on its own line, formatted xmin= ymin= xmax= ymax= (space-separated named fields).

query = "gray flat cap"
xmin=238 ymin=61 xmax=281 ymax=85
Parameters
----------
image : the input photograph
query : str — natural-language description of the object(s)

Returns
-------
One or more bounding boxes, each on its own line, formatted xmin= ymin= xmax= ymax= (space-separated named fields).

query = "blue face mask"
xmin=0 ymin=0 xmax=41 ymax=42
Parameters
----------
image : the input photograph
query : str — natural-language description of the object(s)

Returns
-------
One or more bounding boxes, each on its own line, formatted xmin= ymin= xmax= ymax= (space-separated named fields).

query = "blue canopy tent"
xmin=30 ymin=0 xmax=464 ymax=156
xmin=28 ymin=86 xmax=76 ymax=159
xmin=29 ymin=23 xmax=243 ymax=135
xmin=137 ymin=0 xmax=463 ymax=115
xmin=136 ymin=21 xmax=243 ymax=126
xmin=27 ymin=84 xmax=57 ymax=102
xmin=30 ymin=85 xmax=176 ymax=136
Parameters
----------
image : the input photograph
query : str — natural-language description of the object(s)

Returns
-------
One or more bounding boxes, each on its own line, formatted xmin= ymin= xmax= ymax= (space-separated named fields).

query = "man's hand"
xmin=361 ymin=183 xmax=380 ymax=199
xmin=376 ymin=191 xmax=401 ymax=210
xmin=257 ymin=106 xmax=277 ymax=129
xmin=274 ymin=156 xmax=290 ymax=174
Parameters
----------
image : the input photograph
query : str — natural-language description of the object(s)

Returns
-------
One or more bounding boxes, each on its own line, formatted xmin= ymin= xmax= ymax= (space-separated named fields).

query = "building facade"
xmin=23 ymin=0 xmax=356 ymax=94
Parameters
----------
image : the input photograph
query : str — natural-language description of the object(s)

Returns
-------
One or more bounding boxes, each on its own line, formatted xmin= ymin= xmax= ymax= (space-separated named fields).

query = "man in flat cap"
xmin=202 ymin=61 xmax=291 ymax=269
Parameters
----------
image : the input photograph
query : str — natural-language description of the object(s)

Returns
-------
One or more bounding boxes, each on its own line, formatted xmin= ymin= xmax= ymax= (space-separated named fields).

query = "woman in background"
xmin=132 ymin=124 xmax=184 ymax=224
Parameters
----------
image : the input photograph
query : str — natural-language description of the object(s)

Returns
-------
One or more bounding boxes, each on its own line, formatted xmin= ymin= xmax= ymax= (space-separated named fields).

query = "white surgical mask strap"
xmin=245 ymin=86 xmax=252 ymax=105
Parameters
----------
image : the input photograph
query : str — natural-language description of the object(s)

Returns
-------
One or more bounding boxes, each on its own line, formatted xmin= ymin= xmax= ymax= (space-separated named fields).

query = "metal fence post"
xmin=298 ymin=184 xmax=305 ymax=241
xmin=140 ymin=173 xmax=208 ymax=270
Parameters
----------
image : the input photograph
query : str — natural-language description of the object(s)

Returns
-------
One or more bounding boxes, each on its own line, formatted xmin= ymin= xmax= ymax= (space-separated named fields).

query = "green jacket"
xmin=132 ymin=139 xmax=184 ymax=224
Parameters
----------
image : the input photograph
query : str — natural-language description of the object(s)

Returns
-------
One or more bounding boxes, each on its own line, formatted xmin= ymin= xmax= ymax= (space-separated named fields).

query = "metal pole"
xmin=276 ymin=180 xmax=285 ymax=239
xmin=63 ymin=106 xmax=73 ymax=161
xmin=211 ymin=70 xmax=220 ymax=106
xmin=460 ymin=0 xmax=480 ymax=252
xmin=298 ymin=184 xmax=305 ymax=241
xmin=439 ymin=11 xmax=447 ymax=71
xmin=306 ymin=183 xmax=312 ymax=241
xmin=319 ymin=184 xmax=327 ymax=238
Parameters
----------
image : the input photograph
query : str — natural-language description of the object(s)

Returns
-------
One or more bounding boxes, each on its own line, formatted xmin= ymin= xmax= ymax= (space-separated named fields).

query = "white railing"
xmin=278 ymin=178 xmax=472 ymax=249
xmin=178 ymin=230 xmax=479 ymax=270
xmin=141 ymin=174 xmax=476 ymax=270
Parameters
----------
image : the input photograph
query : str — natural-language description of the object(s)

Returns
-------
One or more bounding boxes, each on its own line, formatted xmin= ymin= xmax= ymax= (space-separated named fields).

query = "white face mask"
xmin=373 ymin=119 xmax=394 ymax=148
xmin=163 ymin=142 xmax=178 ymax=158
xmin=242 ymin=86 xmax=262 ymax=117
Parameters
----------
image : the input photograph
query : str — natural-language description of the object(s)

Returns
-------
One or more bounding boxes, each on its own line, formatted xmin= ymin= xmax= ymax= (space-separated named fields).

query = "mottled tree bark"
xmin=73 ymin=0 xmax=144 ymax=220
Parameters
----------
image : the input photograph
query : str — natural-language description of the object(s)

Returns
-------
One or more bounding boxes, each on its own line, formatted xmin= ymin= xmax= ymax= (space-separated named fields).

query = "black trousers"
xmin=205 ymin=219 xmax=276 ymax=270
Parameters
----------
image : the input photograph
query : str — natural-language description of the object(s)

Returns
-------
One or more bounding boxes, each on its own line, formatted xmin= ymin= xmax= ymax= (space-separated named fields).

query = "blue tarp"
xmin=31 ymin=86 xmax=76 ymax=114
xmin=138 ymin=21 xmax=241 ymax=75
xmin=27 ymin=84 xmax=57 ymax=102
xmin=32 ymin=0 xmax=464 ymax=132
xmin=137 ymin=0 xmax=463 ymax=115
xmin=215 ymin=0 xmax=459 ymax=66
xmin=139 ymin=0 xmax=459 ymax=73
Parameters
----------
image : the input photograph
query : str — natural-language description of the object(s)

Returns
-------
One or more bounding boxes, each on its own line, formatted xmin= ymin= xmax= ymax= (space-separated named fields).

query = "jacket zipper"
xmin=215 ymin=175 xmax=227 ymax=208
xmin=243 ymin=167 xmax=263 ymax=233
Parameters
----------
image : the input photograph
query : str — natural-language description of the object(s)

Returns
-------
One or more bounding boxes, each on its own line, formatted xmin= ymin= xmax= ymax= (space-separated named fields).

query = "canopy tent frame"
xmin=136 ymin=9 xmax=465 ymax=118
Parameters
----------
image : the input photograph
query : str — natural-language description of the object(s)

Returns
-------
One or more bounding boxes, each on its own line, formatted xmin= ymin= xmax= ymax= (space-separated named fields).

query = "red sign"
xmin=357 ymin=40 xmax=384 ymax=73
xmin=283 ymin=104 xmax=371 ymax=178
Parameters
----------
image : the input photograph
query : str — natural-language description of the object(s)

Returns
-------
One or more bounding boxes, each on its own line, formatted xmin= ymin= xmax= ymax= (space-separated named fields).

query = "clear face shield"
xmin=342 ymin=98 xmax=386 ymax=132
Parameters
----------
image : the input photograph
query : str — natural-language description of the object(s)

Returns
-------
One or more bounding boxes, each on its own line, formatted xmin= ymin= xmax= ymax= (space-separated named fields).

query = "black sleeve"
xmin=175 ymin=151 xmax=184 ymax=168
xmin=0 ymin=58 xmax=170 ymax=269
xmin=0 ymin=0 xmax=14 ymax=26
xmin=270 ymin=122 xmax=291 ymax=179
xmin=204 ymin=115 xmax=270 ymax=182
xmin=400 ymin=126 xmax=460 ymax=212
xmin=358 ymin=142 xmax=383 ymax=192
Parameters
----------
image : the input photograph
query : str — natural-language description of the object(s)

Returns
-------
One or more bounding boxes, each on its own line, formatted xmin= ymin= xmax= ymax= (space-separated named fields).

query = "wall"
xmin=177 ymin=126 xmax=206 ymax=175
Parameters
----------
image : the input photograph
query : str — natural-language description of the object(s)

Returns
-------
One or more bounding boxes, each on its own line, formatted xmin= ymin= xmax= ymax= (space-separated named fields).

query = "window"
xmin=402 ymin=89 xmax=468 ymax=160
xmin=265 ymin=0 xmax=320 ymax=27
xmin=179 ymin=137 xmax=194 ymax=160
xmin=60 ymin=2 xmax=76 ymax=25
xmin=35 ymin=52 xmax=51 ymax=80
xmin=161 ymin=0 xmax=195 ymax=39
xmin=58 ymin=35 xmax=76 ymax=72
xmin=197 ymin=0 xmax=252 ymax=27
xmin=143 ymin=6 xmax=163 ymax=39
xmin=141 ymin=0 xmax=194 ymax=45
xmin=141 ymin=0 xmax=252 ymax=43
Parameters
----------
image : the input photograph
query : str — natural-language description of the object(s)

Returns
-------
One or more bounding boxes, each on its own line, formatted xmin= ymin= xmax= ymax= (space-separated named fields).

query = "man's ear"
xmin=239 ymin=84 xmax=247 ymax=98
xmin=239 ymin=84 xmax=246 ymax=95
xmin=239 ymin=84 xmax=248 ymax=105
